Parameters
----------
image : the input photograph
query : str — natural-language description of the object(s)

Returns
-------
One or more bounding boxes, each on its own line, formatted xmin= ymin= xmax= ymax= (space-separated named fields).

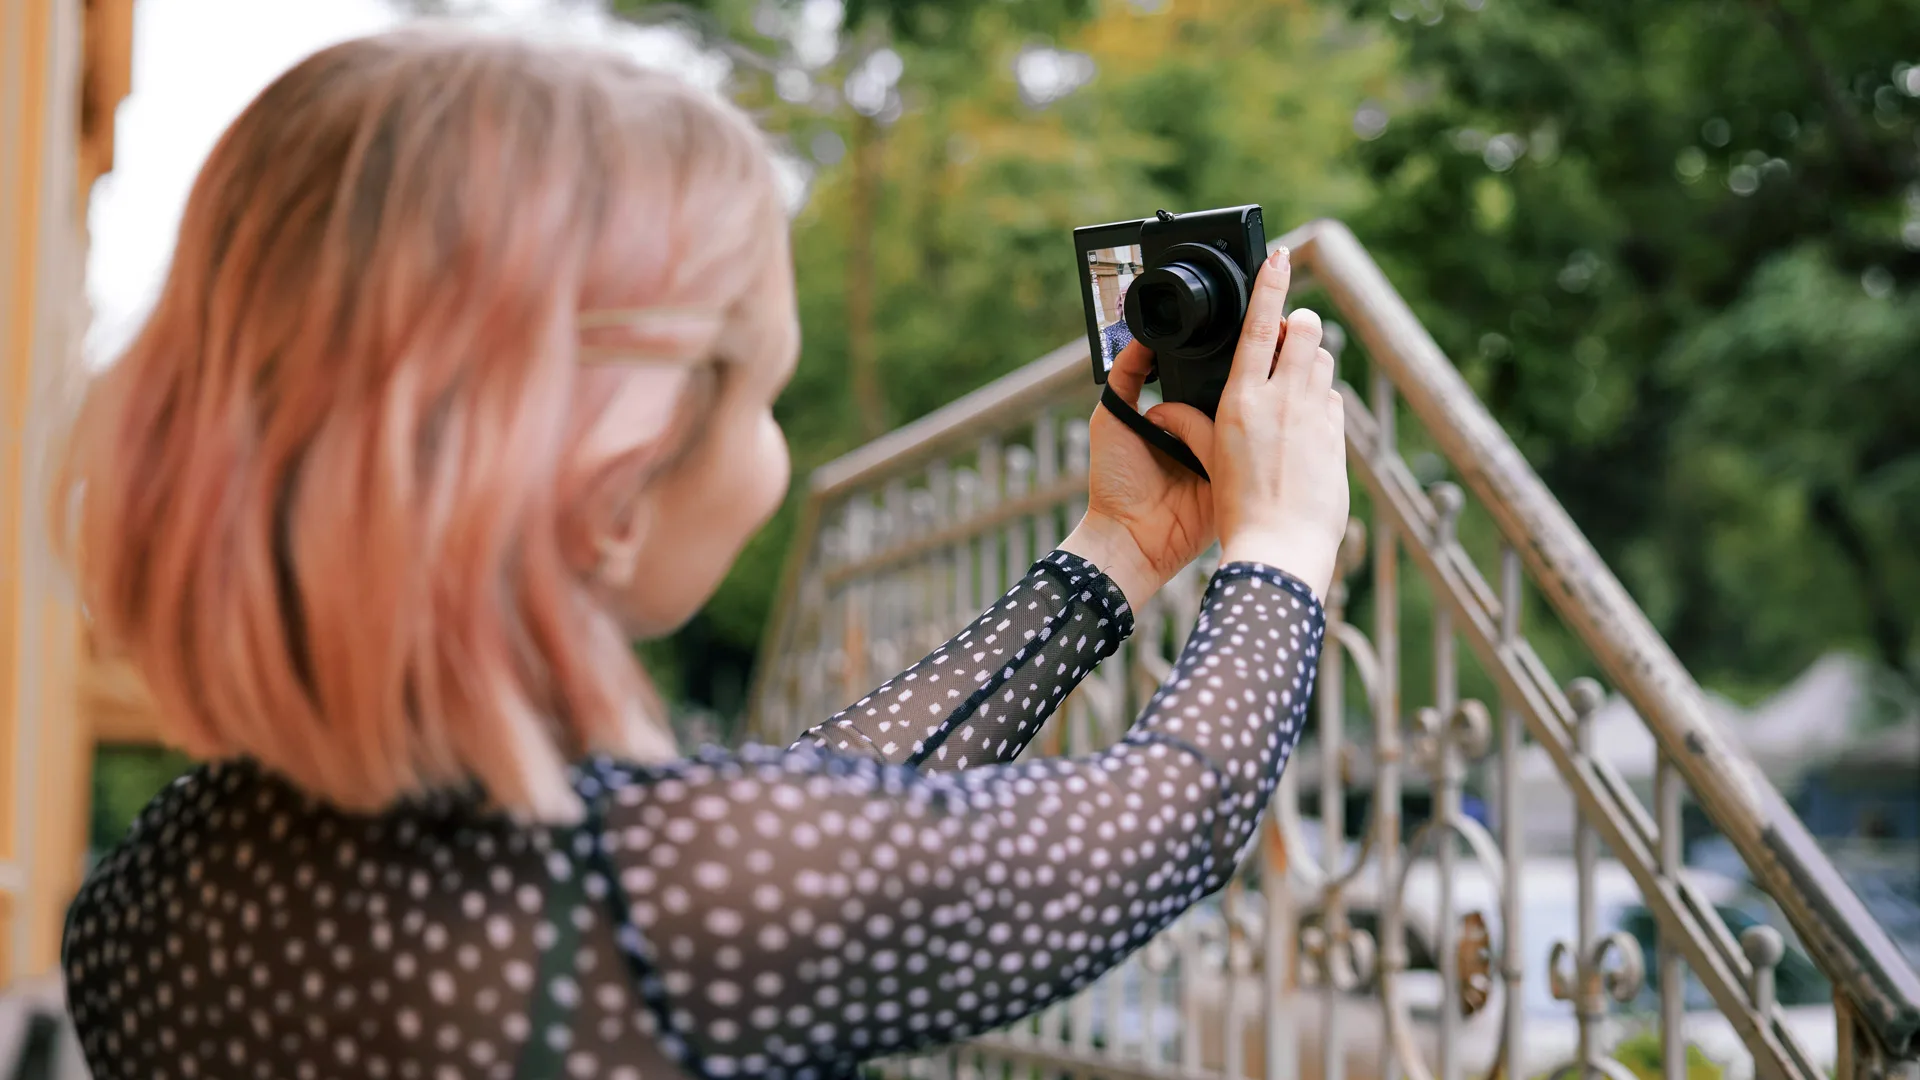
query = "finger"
xmin=1145 ymin=401 xmax=1216 ymax=476
xmin=1106 ymin=338 xmax=1155 ymax=406
xmin=1274 ymin=306 xmax=1323 ymax=397
xmin=1306 ymin=345 xmax=1336 ymax=399
xmin=1225 ymin=246 xmax=1293 ymax=396
xmin=1266 ymin=323 xmax=1289 ymax=380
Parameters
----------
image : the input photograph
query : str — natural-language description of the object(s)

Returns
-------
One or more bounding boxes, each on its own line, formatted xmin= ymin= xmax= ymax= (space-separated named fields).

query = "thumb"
xmin=1145 ymin=402 xmax=1216 ymax=475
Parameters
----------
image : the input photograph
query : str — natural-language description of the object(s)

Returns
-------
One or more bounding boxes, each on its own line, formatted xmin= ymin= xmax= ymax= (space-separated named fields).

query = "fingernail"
xmin=1268 ymin=246 xmax=1290 ymax=269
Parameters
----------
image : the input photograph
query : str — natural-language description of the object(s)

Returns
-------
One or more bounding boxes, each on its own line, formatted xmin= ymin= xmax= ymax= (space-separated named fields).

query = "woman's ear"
xmin=563 ymin=366 xmax=690 ymax=593
xmin=591 ymin=486 xmax=653 ymax=590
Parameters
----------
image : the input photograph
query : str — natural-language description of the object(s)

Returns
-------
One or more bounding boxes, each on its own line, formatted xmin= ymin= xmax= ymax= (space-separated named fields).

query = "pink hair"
xmin=55 ymin=26 xmax=785 ymax=820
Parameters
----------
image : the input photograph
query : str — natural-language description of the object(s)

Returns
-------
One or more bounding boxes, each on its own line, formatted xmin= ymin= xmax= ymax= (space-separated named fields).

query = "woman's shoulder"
xmin=80 ymin=760 xmax=302 ymax=882
xmin=82 ymin=758 xmax=496 ymax=884
xmin=111 ymin=759 xmax=260 ymax=844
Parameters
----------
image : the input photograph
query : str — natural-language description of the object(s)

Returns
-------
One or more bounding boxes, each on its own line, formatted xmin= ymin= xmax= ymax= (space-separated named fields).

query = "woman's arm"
xmin=789 ymin=308 xmax=1261 ymax=780
xmin=589 ymin=560 xmax=1322 ymax=1076
xmin=789 ymin=550 xmax=1132 ymax=774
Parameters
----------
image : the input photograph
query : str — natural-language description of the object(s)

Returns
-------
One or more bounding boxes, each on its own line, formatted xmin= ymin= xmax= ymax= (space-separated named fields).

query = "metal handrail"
xmin=748 ymin=218 xmax=1920 ymax=1074
xmin=1299 ymin=220 xmax=1919 ymax=1061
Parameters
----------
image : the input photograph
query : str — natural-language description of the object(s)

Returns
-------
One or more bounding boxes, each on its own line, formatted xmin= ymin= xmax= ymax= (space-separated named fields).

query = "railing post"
xmin=1065 ymin=418 xmax=1089 ymax=523
xmin=1743 ymin=926 xmax=1784 ymax=1019
xmin=1370 ymin=365 xmax=1407 ymax=1080
xmin=908 ymin=487 xmax=939 ymax=656
xmin=881 ymin=479 xmax=909 ymax=678
xmin=1181 ymin=920 xmax=1203 ymax=1075
xmin=1572 ymin=676 xmax=1604 ymax=1074
xmin=952 ymin=469 xmax=977 ymax=623
xmin=1838 ymin=993 xmax=1863 ymax=1080
xmin=975 ymin=438 xmax=1002 ymax=609
xmin=1429 ymin=483 xmax=1464 ymax=1080
xmin=1225 ymin=882 xmax=1248 ymax=1080
xmin=1265 ymin=812 xmax=1299 ymax=1080
xmin=1656 ymin=751 xmax=1686 ymax=1080
xmin=1319 ymin=540 xmax=1351 ymax=1080
xmin=1033 ymin=410 xmax=1060 ymax=552
xmin=1004 ymin=445 xmax=1033 ymax=584
xmin=842 ymin=497 xmax=875 ymax=704
xmin=927 ymin=460 xmax=953 ymax=638
xmin=1498 ymin=544 xmax=1528 ymax=1075
xmin=1547 ymin=677 xmax=1647 ymax=1077
xmin=1834 ymin=992 xmax=1906 ymax=1080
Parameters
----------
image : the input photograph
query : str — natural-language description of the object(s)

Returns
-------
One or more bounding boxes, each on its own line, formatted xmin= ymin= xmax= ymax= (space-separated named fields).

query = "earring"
xmin=592 ymin=509 xmax=649 ymax=589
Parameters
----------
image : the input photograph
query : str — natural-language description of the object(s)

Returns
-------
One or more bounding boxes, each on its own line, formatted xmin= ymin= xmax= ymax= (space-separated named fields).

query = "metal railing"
xmin=748 ymin=220 xmax=1920 ymax=1080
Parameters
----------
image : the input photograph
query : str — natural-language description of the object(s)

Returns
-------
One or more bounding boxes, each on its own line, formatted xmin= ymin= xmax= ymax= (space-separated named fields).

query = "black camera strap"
xmin=1100 ymin=383 xmax=1210 ymax=482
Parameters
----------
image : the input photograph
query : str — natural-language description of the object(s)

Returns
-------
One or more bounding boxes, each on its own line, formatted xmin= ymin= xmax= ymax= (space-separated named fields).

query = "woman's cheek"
xmin=752 ymin=413 xmax=791 ymax=526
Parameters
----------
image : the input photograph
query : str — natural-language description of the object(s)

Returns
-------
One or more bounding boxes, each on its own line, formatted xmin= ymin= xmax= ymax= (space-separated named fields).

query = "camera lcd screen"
xmin=1075 ymin=223 xmax=1146 ymax=383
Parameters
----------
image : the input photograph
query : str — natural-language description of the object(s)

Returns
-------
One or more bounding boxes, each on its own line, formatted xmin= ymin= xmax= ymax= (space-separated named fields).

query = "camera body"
xmin=1075 ymin=205 xmax=1266 ymax=418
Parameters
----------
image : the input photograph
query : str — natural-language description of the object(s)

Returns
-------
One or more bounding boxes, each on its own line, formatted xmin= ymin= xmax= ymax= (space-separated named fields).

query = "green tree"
xmin=614 ymin=0 xmax=1099 ymax=442
xmin=1343 ymin=0 xmax=1920 ymax=700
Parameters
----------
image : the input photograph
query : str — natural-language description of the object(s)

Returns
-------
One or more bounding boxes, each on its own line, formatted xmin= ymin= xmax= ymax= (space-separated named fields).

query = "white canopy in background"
xmin=1509 ymin=651 xmax=1896 ymax=853
xmin=1511 ymin=687 xmax=1745 ymax=789
xmin=1508 ymin=686 xmax=1744 ymax=853
xmin=1737 ymin=652 xmax=1884 ymax=783
xmin=1286 ymin=651 xmax=1887 ymax=822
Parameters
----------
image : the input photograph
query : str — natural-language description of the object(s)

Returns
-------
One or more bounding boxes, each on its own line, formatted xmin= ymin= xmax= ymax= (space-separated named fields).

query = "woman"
xmin=1101 ymin=279 xmax=1133 ymax=368
xmin=58 ymin=26 xmax=1348 ymax=1080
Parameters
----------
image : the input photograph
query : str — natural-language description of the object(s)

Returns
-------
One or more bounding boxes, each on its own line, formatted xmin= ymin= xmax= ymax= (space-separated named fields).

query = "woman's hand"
xmin=1061 ymin=338 xmax=1219 ymax=610
xmin=1210 ymin=247 xmax=1349 ymax=599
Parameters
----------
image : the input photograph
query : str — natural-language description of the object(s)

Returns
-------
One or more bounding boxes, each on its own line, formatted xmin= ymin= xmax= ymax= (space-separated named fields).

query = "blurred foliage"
xmin=1344 ymin=0 xmax=1920 ymax=702
xmin=90 ymin=745 xmax=195 ymax=855
xmin=1586 ymin=1031 xmax=1727 ymax=1080
xmin=1635 ymin=1038 xmax=1731 ymax=1080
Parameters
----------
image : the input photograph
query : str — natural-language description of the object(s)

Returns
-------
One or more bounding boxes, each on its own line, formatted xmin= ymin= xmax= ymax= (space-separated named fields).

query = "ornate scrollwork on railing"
xmin=1548 ymin=932 xmax=1648 ymax=1008
xmin=1540 ymin=923 xmax=1653 ymax=1080
xmin=1298 ymin=917 xmax=1378 ymax=996
xmin=1456 ymin=912 xmax=1495 ymax=1018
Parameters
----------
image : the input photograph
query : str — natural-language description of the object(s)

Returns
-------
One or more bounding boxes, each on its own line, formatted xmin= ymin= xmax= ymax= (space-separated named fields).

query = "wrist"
xmin=1060 ymin=513 xmax=1161 ymax=610
xmin=1220 ymin=527 xmax=1338 ymax=600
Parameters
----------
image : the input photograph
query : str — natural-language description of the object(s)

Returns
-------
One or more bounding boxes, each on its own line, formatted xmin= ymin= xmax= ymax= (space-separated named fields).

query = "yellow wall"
xmin=1 ymin=0 xmax=133 ymax=983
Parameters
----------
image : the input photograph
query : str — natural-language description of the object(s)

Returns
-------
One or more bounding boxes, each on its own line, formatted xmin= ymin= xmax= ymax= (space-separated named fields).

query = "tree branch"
xmin=1809 ymin=486 xmax=1914 ymax=680
xmin=1749 ymin=0 xmax=1898 ymax=193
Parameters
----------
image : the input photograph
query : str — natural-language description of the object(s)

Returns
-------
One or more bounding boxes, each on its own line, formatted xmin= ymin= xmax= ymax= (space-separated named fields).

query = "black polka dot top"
xmin=64 ymin=551 xmax=1324 ymax=1080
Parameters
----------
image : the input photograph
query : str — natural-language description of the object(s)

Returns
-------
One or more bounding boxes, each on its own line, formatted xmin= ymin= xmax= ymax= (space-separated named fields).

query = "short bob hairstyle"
xmin=56 ymin=27 xmax=785 ymax=821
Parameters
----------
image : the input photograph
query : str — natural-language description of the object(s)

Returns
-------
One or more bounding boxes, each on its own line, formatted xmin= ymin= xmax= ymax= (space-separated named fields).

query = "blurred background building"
xmin=2 ymin=0 xmax=132 ymax=988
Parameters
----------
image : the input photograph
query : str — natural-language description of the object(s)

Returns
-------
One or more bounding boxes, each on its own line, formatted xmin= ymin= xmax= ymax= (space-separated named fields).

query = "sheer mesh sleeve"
xmin=790 ymin=551 xmax=1132 ymax=774
xmin=593 ymin=561 xmax=1323 ymax=1078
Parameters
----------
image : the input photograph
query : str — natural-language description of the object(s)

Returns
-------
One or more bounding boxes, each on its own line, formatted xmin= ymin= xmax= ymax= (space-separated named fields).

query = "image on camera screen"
xmin=1085 ymin=242 xmax=1144 ymax=373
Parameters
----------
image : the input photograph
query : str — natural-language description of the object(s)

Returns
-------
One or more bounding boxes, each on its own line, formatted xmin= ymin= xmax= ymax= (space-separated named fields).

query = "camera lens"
xmin=1139 ymin=284 xmax=1183 ymax=338
xmin=1124 ymin=259 xmax=1218 ymax=353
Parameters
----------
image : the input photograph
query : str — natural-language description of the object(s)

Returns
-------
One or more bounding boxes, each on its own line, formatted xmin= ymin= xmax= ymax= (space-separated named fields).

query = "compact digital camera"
xmin=1074 ymin=204 xmax=1267 ymax=420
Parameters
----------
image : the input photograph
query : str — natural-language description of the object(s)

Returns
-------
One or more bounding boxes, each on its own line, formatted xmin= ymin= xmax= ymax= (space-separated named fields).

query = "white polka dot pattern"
xmin=793 ymin=551 xmax=1132 ymax=772
xmin=63 ymin=555 xmax=1323 ymax=1080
